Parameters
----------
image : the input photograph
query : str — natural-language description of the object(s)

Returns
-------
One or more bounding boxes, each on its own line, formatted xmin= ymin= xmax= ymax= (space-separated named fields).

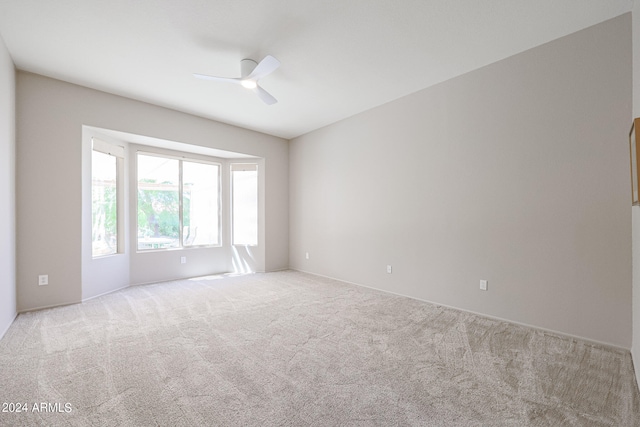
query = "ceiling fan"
xmin=193 ymin=55 xmax=280 ymax=105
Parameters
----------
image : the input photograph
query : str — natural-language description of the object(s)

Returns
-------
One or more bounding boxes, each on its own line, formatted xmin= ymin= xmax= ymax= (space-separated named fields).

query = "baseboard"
xmin=18 ymin=301 xmax=79 ymax=314
xmin=265 ymin=267 xmax=290 ymax=273
xmin=291 ymin=268 xmax=629 ymax=353
xmin=18 ymin=287 xmax=131 ymax=312
xmin=631 ymin=350 xmax=640 ymax=396
xmin=0 ymin=311 xmax=18 ymax=341
xmin=129 ymin=270 xmax=246 ymax=287
xmin=82 ymin=284 xmax=130 ymax=302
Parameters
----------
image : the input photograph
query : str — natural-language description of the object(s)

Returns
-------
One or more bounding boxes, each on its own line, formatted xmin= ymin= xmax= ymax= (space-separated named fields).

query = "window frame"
xmin=231 ymin=163 xmax=259 ymax=247
xmin=135 ymin=150 xmax=222 ymax=252
xmin=91 ymin=138 xmax=125 ymax=258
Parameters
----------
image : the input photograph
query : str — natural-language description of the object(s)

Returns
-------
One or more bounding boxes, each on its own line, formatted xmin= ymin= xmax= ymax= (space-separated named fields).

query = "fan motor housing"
xmin=241 ymin=58 xmax=258 ymax=78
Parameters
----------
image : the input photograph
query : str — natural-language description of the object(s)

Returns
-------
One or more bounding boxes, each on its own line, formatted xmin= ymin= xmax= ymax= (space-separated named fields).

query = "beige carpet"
xmin=0 ymin=270 xmax=638 ymax=426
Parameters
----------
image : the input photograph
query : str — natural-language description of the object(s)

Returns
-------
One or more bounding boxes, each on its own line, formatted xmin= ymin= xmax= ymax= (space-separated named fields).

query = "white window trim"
xmin=231 ymin=163 xmax=259 ymax=247
xmin=93 ymin=138 xmax=125 ymax=158
xmin=135 ymin=150 xmax=222 ymax=252
xmin=91 ymin=138 xmax=125 ymax=258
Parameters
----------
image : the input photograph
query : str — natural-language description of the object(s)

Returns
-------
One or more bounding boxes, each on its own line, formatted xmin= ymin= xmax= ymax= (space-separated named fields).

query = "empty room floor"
xmin=0 ymin=270 xmax=638 ymax=426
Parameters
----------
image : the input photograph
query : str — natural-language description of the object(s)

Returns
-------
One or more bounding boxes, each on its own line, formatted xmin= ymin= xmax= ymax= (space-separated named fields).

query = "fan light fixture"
xmin=194 ymin=55 xmax=280 ymax=105
xmin=240 ymin=79 xmax=257 ymax=89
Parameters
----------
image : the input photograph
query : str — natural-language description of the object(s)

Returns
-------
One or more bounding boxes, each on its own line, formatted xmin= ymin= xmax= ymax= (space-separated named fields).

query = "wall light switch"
xmin=480 ymin=280 xmax=488 ymax=291
xmin=38 ymin=275 xmax=48 ymax=286
xmin=180 ymin=256 xmax=187 ymax=264
xmin=387 ymin=265 xmax=392 ymax=274
xmin=305 ymin=252 xmax=310 ymax=260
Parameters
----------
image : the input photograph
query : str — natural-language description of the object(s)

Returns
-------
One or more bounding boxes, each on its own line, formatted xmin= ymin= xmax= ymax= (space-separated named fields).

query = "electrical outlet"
xmin=480 ymin=280 xmax=488 ymax=291
xmin=181 ymin=256 xmax=187 ymax=264
xmin=38 ymin=275 xmax=48 ymax=286
xmin=305 ymin=252 xmax=309 ymax=260
xmin=387 ymin=265 xmax=392 ymax=274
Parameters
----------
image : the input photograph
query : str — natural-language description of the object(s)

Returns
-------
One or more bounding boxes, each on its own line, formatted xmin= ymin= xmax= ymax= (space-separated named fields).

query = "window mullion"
xmin=136 ymin=152 xmax=220 ymax=251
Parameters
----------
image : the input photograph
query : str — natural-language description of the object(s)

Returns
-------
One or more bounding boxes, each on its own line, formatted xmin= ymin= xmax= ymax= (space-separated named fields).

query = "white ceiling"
xmin=0 ymin=0 xmax=632 ymax=139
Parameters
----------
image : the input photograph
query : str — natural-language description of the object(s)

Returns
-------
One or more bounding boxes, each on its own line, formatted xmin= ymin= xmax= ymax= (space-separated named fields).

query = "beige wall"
xmin=631 ymin=1 xmax=640 ymax=391
xmin=17 ymin=72 xmax=289 ymax=311
xmin=0 ymin=33 xmax=16 ymax=337
xmin=290 ymin=15 xmax=632 ymax=348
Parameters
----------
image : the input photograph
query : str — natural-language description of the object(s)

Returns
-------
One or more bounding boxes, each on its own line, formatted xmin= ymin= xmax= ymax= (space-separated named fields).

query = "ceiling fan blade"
xmin=193 ymin=73 xmax=241 ymax=85
xmin=253 ymin=85 xmax=277 ymax=105
xmin=247 ymin=55 xmax=280 ymax=80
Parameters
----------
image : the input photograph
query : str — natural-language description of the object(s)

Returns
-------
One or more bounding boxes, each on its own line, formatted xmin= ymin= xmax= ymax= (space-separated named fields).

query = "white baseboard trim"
xmin=130 ymin=271 xmax=235 ymax=287
xmin=82 ymin=284 xmax=130 ymax=302
xmin=265 ymin=267 xmax=290 ymax=273
xmin=291 ymin=268 xmax=629 ymax=353
xmin=0 ymin=312 xmax=18 ymax=341
xmin=18 ymin=301 xmax=79 ymax=314
xmin=631 ymin=350 xmax=640 ymax=394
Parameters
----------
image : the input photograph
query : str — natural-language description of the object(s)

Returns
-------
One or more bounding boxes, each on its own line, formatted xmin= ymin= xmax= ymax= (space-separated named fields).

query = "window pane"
xmin=92 ymin=150 xmax=118 ymax=257
xmin=137 ymin=154 xmax=180 ymax=250
xmin=183 ymin=161 xmax=220 ymax=246
xmin=232 ymin=167 xmax=258 ymax=246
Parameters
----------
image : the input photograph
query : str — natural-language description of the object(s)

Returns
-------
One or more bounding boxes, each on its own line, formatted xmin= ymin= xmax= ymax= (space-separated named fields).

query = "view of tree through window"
xmin=92 ymin=150 xmax=118 ymax=257
xmin=137 ymin=153 xmax=220 ymax=250
xmin=183 ymin=161 xmax=220 ymax=246
xmin=137 ymin=154 xmax=180 ymax=249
